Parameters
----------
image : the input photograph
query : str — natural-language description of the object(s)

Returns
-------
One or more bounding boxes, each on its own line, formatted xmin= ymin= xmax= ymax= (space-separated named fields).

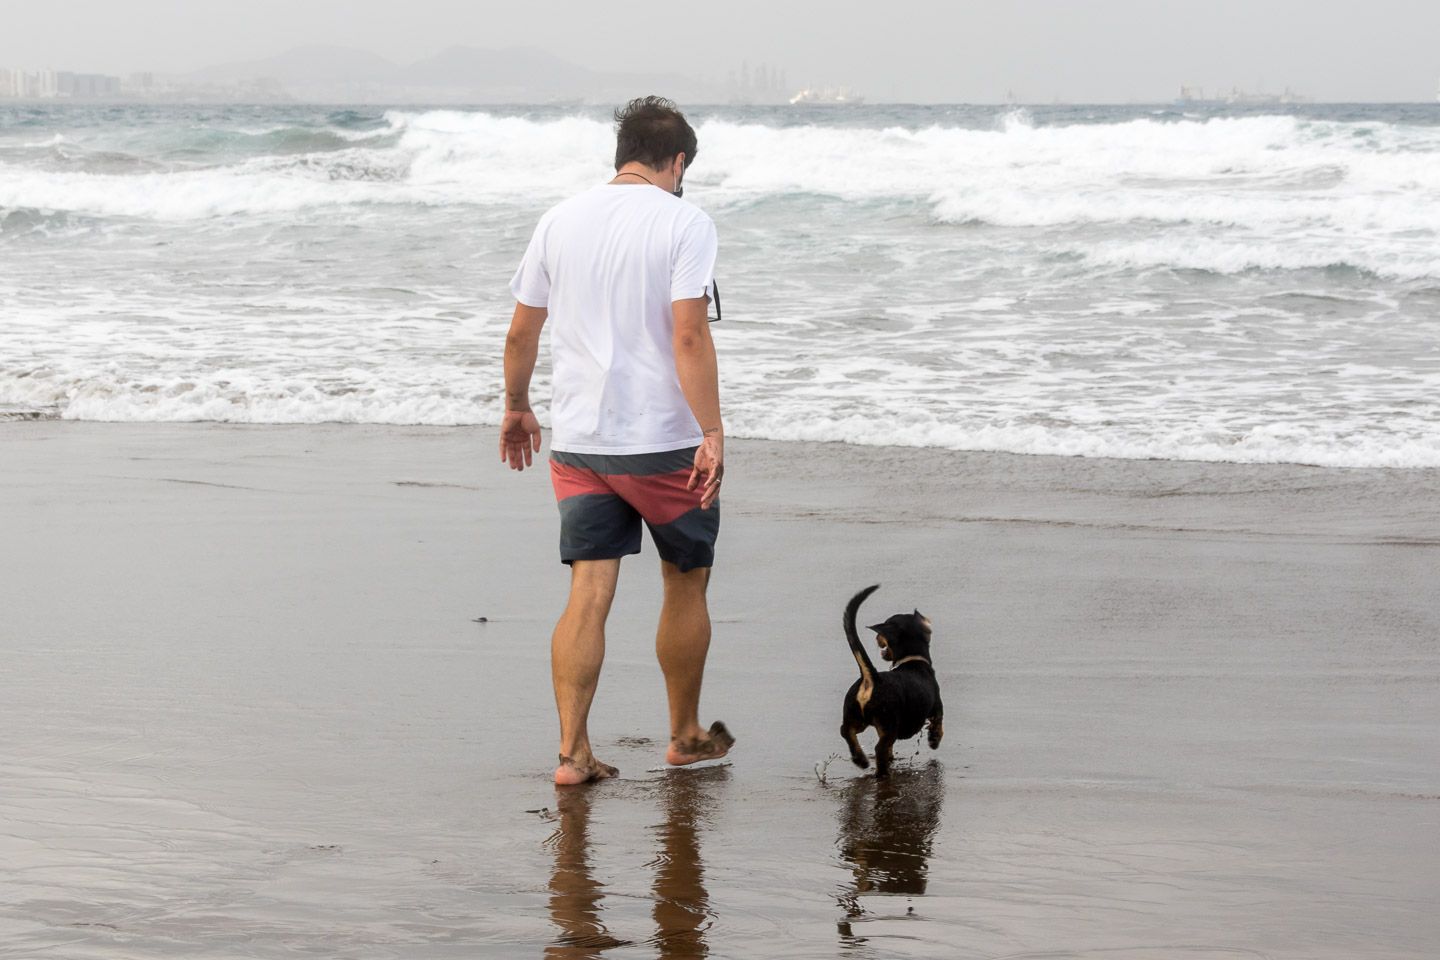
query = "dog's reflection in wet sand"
xmin=545 ymin=766 xmax=729 ymax=959
xmin=835 ymin=760 xmax=946 ymax=938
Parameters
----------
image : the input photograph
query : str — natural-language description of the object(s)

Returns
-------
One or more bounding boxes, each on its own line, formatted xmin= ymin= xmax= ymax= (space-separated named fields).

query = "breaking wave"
xmin=2 ymin=108 xmax=1436 ymax=277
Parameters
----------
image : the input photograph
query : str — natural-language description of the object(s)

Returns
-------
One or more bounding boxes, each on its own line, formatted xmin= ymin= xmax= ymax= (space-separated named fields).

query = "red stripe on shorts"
xmin=549 ymin=460 xmax=611 ymax=501
xmin=604 ymin=469 xmax=703 ymax=526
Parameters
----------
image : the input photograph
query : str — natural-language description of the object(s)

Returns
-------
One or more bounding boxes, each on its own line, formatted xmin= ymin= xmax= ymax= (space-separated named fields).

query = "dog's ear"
xmin=867 ymin=623 xmax=886 ymax=634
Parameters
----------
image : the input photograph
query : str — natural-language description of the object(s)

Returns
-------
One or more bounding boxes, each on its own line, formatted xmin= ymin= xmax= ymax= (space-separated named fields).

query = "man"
xmin=500 ymin=96 xmax=732 ymax=786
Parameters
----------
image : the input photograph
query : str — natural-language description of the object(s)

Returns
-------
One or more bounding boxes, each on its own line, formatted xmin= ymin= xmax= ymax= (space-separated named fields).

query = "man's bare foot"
xmin=665 ymin=721 xmax=735 ymax=766
xmin=554 ymin=754 xmax=619 ymax=786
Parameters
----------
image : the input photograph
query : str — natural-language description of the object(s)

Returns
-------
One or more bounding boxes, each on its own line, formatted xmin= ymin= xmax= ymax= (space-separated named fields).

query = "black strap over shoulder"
xmin=709 ymin=279 xmax=722 ymax=323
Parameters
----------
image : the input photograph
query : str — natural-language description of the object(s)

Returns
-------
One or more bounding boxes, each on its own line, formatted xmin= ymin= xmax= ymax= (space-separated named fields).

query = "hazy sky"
xmin=4 ymin=0 xmax=1439 ymax=102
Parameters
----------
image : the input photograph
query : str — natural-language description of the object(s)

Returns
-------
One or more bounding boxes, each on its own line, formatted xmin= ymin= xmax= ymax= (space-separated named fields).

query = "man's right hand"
xmin=500 ymin=409 xmax=543 ymax=470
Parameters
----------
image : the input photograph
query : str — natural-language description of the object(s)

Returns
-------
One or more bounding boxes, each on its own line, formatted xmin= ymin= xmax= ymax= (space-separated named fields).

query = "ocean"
xmin=3 ymin=102 xmax=1438 ymax=467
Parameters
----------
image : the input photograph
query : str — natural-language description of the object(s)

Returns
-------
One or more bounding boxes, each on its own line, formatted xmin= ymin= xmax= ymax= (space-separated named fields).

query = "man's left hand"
xmin=687 ymin=434 xmax=724 ymax=509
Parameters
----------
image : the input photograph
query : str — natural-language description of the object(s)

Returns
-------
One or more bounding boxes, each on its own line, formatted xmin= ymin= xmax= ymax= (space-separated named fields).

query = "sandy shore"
xmin=2 ymin=422 xmax=1437 ymax=959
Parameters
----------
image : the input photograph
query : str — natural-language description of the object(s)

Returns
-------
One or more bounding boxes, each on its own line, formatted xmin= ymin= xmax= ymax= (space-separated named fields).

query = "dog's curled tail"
xmin=845 ymin=584 xmax=881 ymax=685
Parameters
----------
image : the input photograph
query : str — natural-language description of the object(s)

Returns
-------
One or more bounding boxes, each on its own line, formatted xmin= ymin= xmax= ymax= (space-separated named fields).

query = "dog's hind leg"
xmin=841 ymin=723 xmax=869 ymax=768
xmin=842 ymin=692 xmax=870 ymax=768
xmin=873 ymin=728 xmax=897 ymax=778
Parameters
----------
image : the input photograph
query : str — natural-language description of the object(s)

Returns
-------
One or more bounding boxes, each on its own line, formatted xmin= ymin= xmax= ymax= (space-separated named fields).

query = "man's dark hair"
xmin=613 ymin=96 xmax=698 ymax=171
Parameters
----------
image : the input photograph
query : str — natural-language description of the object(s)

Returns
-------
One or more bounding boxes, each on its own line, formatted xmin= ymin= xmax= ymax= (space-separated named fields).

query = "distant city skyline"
xmin=3 ymin=0 xmax=1440 ymax=103
xmin=1 ymin=45 xmax=1434 ymax=106
xmin=0 ymin=47 xmax=749 ymax=105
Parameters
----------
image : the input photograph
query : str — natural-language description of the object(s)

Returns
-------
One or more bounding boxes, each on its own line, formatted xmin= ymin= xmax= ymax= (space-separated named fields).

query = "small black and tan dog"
xmin=840 ymin=584 xmax=943 ymax=778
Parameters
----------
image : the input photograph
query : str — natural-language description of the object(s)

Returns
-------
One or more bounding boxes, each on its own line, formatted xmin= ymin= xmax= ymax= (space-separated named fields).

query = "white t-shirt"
xmin=510 ymin=184 xmax=718 ymax=455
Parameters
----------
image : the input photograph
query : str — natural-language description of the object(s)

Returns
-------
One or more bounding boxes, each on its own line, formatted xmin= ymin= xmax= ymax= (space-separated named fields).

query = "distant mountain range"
xmin=189 ymin=44 xmax=717 ymax=104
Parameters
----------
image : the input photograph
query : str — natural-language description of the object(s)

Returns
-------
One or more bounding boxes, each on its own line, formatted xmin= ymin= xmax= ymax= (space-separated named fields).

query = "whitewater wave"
xmin=726 ymin=410 xmax=1440 ymax=470
xmin=2 ymin=109 xmax=1437 ymax=228
xmin=0 ymin=167 xmax=394 ymax=219
xmin=0 ymin=364 xmax=513 ymax=428
xmin=1070 ymin=236 xmax=1440 ymax=281
xmin=5 ymin=365 xmax=1437 ymax=469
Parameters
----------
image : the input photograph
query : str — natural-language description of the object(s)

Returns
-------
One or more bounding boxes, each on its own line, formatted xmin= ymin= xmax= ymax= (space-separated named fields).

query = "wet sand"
xmin=2 ymin=422 xmax=1437 ymax=959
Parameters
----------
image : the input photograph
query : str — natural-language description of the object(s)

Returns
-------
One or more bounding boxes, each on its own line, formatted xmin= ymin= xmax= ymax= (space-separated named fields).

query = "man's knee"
xmin=568 ymin=560 xmax=620 ymax=611
xmin=660 ymin=560 xmax=710 ymax=593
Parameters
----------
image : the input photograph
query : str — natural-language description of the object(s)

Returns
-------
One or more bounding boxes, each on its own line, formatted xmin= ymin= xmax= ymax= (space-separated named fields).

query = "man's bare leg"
xmin=553 ymin=559 xmax=621 ymax=785
xmin=657 ymin=561 xmax=732 ymax=765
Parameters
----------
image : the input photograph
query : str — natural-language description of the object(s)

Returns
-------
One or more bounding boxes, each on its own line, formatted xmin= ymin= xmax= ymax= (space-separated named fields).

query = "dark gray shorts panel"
xmin=556 ymin=493 xmax=643 ymax=563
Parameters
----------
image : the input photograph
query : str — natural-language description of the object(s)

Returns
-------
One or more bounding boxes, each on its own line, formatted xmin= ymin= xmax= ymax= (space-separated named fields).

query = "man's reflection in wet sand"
xmin=835 ymin=760 xmax=946 ymax=939
xmin=544 ymin=786 xmax=630 ymax=959
xmin=545 ymin=766 xmax=728 ymax=959
xmin=650 ymin=766 xmax=728 ymax=958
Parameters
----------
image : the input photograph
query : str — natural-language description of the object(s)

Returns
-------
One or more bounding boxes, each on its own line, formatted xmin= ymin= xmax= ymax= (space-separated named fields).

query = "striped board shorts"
xmin=548 ymin=447 xmax=719 ymax=572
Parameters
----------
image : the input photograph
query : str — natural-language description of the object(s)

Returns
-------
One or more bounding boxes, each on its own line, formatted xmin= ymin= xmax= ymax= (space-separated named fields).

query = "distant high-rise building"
xmin=0 ymin=67 xmax=121 ymax=99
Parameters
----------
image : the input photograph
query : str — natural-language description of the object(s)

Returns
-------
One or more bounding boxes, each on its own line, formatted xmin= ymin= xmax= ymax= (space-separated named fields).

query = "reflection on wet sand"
xmin=545 ymin=767 xmax=730 ymax=959
xmin=545 ymin=786 xmax=630 ymax=958
xmin=650 ymin=767 xmax=727 ymax=958
xmin=835 ymin=761 xmax=946 ymax=942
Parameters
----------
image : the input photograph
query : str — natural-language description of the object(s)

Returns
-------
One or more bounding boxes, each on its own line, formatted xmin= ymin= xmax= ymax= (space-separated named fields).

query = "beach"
xmin=2 ymin=421 xmax=1436 ymax=958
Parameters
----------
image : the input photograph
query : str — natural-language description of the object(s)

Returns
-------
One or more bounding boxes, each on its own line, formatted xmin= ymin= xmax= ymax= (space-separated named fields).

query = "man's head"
xmin=614 ymin=96 xmax=698 ymax=194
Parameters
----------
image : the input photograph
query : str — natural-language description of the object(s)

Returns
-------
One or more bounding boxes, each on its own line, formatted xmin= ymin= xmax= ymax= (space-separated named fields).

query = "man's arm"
xmin=673 ymin=296 xmax=723 ymax=509
xmin=500 ymin=302 xmax=548 ymax=471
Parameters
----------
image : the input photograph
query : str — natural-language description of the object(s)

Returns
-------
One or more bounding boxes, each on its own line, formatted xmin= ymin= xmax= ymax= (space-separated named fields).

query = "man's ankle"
xmin=670 ymin=722 xmax=706 ymax=743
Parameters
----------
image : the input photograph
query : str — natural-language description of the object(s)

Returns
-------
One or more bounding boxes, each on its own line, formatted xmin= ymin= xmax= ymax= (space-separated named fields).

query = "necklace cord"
xmin=612 ymin=170 xmax=656 ymax=185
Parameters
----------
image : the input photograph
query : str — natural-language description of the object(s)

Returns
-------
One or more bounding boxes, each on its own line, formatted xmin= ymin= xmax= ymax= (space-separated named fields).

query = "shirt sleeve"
xmin=509 ymin=219 xmax=551 ymax=308
xmin=671 ymin=215 xmax=718 ymax=303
